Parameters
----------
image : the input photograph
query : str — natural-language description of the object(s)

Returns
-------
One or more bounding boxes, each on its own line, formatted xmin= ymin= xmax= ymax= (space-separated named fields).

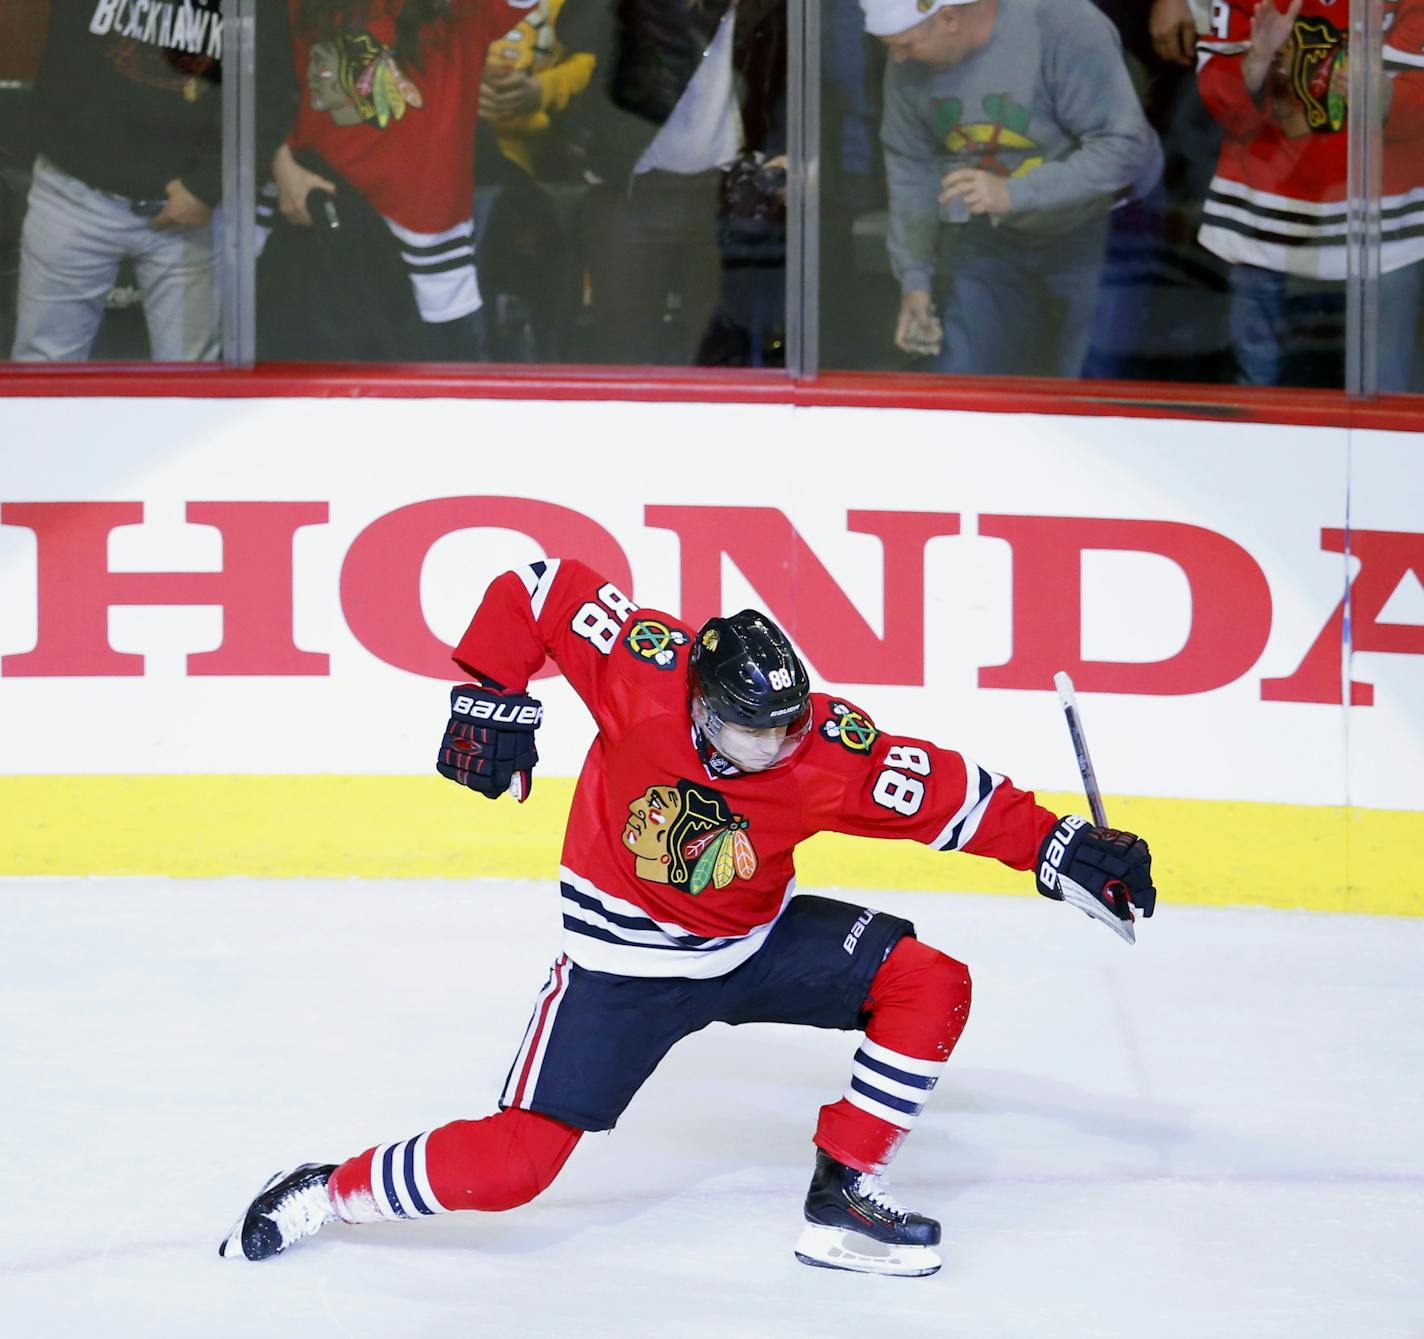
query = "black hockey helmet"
xmin=689 ymin=610 xmax=812 ymax=771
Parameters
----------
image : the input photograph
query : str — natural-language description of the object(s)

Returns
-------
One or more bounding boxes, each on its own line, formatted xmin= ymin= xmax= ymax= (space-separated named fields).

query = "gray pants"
xmin=11 ymin=156 xmax=218 ymax=363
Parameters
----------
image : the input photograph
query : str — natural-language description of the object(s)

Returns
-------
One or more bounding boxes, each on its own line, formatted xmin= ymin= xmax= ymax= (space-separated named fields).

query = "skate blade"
xmin=793 ymin=1223 xmax=941 ymax=1278
xmin=217 ymin=1169 xmax=284 ymax=1260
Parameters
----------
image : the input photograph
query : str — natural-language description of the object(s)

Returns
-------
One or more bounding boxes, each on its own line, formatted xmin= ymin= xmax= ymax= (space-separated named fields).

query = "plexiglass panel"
xmin=814 ymin=0 xmax=1423 ymax=391
xmin=0 ymin=0 xmax=1416 ymax=387
xmin=821 ymin=0 xmax=1233 ymax=381
xmin=1381 ymin=0 xmax=1424 ymax=393
xmin=2 ymin=0 xmax=226 ymax=363
xmin=254 ymin=0 xmax=789 ymax=366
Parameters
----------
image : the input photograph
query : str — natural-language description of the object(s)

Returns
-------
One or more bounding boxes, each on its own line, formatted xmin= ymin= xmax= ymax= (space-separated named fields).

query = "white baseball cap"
xmin=860 ymin=0 xmax=977 ymax=38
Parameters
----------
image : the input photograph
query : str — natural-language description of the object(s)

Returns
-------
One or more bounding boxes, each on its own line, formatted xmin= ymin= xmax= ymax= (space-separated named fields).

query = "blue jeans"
xmin=934 ymin=214 xmax=1110 ymax=378
xmin=12 ymin=155 xmax=218 ymax=363
xmin=1229 ymin=260 xmax=1422 ymax=392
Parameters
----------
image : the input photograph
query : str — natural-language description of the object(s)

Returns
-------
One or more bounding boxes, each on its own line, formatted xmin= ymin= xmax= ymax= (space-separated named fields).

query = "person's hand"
xmin=1149 ymin=0 xmax=1198 ymax=65
xmin=436 ymin=683 xmax=542 ymax=803
xmin=895 ymin=289 xmax=942 ymax=357
xmin=272 ymin=142 xmax=336 ymax=227
xmin=1242 ymin=0 xmax=1302 ymax=97
xmin=1036 ymin=817 xmax=1156 ymax=941
xmin=939 ymin=168 xmax=1012 ymax=218
xmin=151 ymin=179 xmax=212 ymax=231
xmin=480 ymin=64 xmax=542 ymax=122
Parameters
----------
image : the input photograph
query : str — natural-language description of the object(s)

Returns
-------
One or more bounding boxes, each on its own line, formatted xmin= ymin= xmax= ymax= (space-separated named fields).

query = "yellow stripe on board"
xmin=2 ymin=777 xmax=1420 ymax=917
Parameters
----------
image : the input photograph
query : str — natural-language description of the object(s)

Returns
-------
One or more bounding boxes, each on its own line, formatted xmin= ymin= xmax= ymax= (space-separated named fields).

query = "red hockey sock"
xmin=814 ymin=936 xmax=972 ymax=1174
xmin=329 ymin=1108 xmax=582 ymax=1222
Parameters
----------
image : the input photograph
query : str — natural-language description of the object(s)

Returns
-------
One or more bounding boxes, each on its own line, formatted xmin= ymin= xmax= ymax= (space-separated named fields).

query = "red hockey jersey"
xmin=285 ymin=0 xmax=530 ymax=319
xmin=1197 ymin=0 xmax=1424 ymax=279
xmin=452 ymin=559 xmax=1059 ymax=979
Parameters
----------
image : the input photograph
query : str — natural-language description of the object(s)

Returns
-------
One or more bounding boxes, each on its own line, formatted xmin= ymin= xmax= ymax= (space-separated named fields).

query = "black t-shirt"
xmin=32 ymin=1 xmax=293 ymax=206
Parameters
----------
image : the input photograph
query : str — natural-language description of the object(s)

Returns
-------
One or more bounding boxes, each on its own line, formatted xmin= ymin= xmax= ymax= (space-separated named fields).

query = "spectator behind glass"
xmin=865 ymin=0 xmax=1161 ymax=379
xmin=11 ymin=0 xmax=287 ymax=362
xmin=266 ymin=0 xmax=536 ymax=362
xmin=480 ymin=0 xmax=594 ymax=176
xmin=472 ymin=0 xmax=595 ymax=361
xmin=1197 ymin=0 xmax=1424 ymax=391
xmin=1077 ymin=0 xmax=1236 ymax=384
xmin=557 ymin=0 xmax=788 ymax=367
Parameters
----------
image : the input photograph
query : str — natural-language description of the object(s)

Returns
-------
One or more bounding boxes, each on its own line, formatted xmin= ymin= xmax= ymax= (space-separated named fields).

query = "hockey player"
xmin=221 ymin=559 xmax=1155 ymax=1277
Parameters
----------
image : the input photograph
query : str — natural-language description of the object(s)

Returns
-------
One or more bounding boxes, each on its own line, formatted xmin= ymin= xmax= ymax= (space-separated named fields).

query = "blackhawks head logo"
xmin=306 ymin=32 xmax=424 ymax=130
xmin=623 ymin=780 xmax=758 ymax=895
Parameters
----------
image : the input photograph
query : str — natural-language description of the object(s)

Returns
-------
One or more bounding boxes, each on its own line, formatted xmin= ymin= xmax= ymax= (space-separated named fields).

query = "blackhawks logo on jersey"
xmin=931 ymin=93 xmax=1044 ymax=179
xmin=623 ymin=780 xmax=758 ymax=895
xmin=624 ymin=619 xmax=689 ymax=670
xmin=1285 ymin=17 xmax=1348 ymax=134
xmin=306 ymin=32 xmax=424 ymax=130
xmin=821 ymin=701 xmax=879 ymax=753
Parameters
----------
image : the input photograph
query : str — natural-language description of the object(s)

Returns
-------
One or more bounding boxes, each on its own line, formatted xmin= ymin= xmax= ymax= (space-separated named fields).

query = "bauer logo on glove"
xmin=437 ymin=683 xmax=542 ymax=803
xmin=1035 ymin=818 xmax=1156 ymax=940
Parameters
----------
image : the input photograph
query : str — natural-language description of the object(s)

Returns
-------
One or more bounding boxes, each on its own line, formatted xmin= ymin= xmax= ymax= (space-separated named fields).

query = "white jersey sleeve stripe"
xmin=530 ymin=559 xmax=561 ymax=620
xmin=930 ymin=762 xmax=1003 ymax=852
xmin=929 ymin=755 xmax=987 ymax=850
xmin=951 ymin=767 xmax=1003 ymax=851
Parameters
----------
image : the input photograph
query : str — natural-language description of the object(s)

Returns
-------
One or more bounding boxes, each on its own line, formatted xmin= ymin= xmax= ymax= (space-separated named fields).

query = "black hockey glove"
xmin=436 ymin=683 xmax=542 ymax=803
xmin=1036 ymin=815 xmax=1156 ymax=941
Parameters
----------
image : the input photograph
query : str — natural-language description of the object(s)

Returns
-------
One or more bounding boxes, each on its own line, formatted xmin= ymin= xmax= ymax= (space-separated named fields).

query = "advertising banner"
xmin=1 ymin=397 xmax=1419 ymax=907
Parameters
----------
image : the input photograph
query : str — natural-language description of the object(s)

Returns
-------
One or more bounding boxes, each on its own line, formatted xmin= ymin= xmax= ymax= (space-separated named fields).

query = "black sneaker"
xmin=219 ymin=1163 xmax=338 ymax=1261
xmin=794 ymin=1150 xmax=942 ymax=1277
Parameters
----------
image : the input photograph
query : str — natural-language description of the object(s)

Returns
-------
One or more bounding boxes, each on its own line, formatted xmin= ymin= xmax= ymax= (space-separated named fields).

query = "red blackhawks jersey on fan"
xmin=1197 ymin=0 xmax=1424 ymax=279
xmin=285 ymin=0 xmax=531 ymax=320
xmin=453 ymin=559 xmax=1058 ymax=980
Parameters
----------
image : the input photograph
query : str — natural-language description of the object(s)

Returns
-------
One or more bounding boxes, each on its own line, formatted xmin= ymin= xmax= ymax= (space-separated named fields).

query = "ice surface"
xmin=2 ymin=879 xmax=1421 ymax=1339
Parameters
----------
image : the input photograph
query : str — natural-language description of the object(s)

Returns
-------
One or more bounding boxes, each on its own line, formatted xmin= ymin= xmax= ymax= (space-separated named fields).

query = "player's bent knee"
xmin=870 ymin=936 xmax=972 ymax=1048
xmin=910 ymin=941 xmax=971 ymax=1022
xmin=426 ymin=1108 xmax=583 ymax=1212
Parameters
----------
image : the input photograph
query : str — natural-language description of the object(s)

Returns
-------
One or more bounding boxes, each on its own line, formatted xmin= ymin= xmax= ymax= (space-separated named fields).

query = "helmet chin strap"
xmin=691 ymin=699 xmax=761 ymax=776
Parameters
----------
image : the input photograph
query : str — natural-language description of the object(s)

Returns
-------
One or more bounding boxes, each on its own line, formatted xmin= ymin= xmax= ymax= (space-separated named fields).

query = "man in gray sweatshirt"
xmin=863 ymin=0 xmax=1160 ymax=376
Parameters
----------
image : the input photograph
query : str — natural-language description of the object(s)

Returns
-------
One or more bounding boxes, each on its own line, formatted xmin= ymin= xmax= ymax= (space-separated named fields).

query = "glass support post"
xmin=220 ymin=0 xmax=257 ymax=368
xmin=786 ymin=0 xmax=821 ymax=381
xmin=1346 ymin=0 xmax=1384 ymax=397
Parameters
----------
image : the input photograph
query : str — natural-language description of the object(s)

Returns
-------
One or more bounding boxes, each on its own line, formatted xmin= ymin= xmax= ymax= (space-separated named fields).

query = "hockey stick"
xmin=1053 ymin=672 xmax=1135 ymax=945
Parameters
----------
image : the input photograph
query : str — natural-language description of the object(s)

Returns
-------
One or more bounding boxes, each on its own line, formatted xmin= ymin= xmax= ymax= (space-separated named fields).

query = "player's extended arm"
xmin=822 ymin=714 xmax=1155 ymax=937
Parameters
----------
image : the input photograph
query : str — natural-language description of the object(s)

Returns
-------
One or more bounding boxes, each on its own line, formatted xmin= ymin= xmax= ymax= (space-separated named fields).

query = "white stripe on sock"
xmin=850 ymin=1058 xmax=935 ymax=1105
xmin=858 ymin=1038 xmax=946 ymax=1079
xmin=410 ymin=1131 xmax=448 ymax=1214
xmin=844 ymin=1083 xmax=916 ymax=1130
xmin=370 ymin=1142 xmax=403 ymax=1220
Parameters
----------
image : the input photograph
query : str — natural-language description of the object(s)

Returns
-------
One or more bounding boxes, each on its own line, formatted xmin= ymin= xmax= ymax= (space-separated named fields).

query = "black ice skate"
xmin=795 ymin=1150 xmax=942 ymax=1277
xmin=218 ymin=1163 xmax=338 ymax=1261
